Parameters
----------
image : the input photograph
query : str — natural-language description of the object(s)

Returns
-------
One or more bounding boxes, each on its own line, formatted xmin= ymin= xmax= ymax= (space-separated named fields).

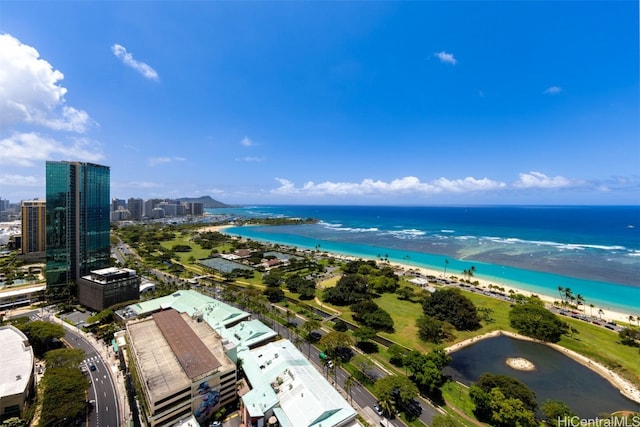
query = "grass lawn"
xmin=160 ymin=238 xmax=212 ymax=261
xmin=559 ymin=317 xmax=640 ymax=384
xmin=373 ymin=287 xmax=516 ymax=353
xmin=371 ymin=286 xmax=640 ymax=388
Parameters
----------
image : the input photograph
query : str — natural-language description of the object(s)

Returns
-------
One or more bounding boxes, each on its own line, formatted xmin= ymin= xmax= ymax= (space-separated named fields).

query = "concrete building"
xmin=45 ymin=161 xmax=111 ymax=297
xmin=128 ymin=198 xmax=143 ymax=221
xmin=124 ymin=290 xmax=250 ymax=328
xmin=127 ymin=309 xmax=237 ymax=427
xmin=0 ymin=284 xmax=46 ymax=311
xmin=77 ymin=267 xmax=140 ymax=311
xmin=111 ymin=198 xmax=126 ymax=212
xmin=21 ymin=200 xmax=46 ymax=255
xmin=182 ymin=202 xmax=204 ymax=216
xmin=0 ymin=326 xmax=35 ymax=422
xmin=143 ymin=199 xmax=161 ymax=218
xmin=239 ymin=339 xmax=358 ymax=427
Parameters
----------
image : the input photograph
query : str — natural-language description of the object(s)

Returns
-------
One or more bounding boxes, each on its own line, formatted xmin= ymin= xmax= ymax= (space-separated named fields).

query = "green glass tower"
xmin=46 ymin=161 xmax=111 ymax=297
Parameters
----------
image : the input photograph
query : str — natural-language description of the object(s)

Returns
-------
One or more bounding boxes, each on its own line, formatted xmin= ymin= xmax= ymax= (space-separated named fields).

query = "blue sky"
xmin=1 ymin=1 xmax=638 ymax=205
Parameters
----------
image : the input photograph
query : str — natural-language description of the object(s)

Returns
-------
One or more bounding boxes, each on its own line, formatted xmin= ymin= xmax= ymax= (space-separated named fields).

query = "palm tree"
xmin=301 ymin=319 xmax=321 ymax=357
xmin=443 ymin=259 xmax=449 ymax=278
xmin=563 ymin=288 xmax=574 ymax=307
xmin=344 ymin=375 xmax=356 ymax=404
xmin=589 ymin=303 xmax=595 ymax=318
xmin=576 ymin=294 xmax=585 ymax=313
xmin=557 ymin=286 xmax=565 ymax=304
xmin=629 ymin=315 xmax=635 ymax=326
xmin=598 ymin=308 xmax=604 ymax=320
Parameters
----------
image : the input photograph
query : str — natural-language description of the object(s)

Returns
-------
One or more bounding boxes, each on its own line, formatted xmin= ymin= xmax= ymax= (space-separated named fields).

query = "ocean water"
xmin=207 ymin=205 xmax=640 ymax=316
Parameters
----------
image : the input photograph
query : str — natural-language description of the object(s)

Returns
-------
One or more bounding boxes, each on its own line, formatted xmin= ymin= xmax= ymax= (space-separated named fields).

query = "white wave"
xmin=477 ymin=235 xmax=628 ymax=252
xmin=319 ymin=221 xmax=343 ymax=228
xmin=440 ymin=229 xmax=455 ymax=233
xmin=319 ymin=221 xmax=379 ymax=233
xmin=388 ymin=229 xmax=427 ymax=237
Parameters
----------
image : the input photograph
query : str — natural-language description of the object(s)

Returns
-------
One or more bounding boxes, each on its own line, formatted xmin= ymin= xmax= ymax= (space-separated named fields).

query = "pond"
xmin=443 ymin=335 xmax=640 ymax=418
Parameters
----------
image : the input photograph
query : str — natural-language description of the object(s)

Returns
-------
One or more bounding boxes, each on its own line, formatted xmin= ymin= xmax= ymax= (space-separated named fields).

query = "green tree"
xmin=486 ymin=388 xmax=538 ymax=427
xmin=416 ymin=315 xmax=454 ymax=343
xmin=39 ymin=367 xmax=90 ymax=427
xmin=422 ymin=288 xmax=481 ymax=331
xmin=430 ymin=414 xmax=465 ymax=427
xmin=333 ymin=319 xmax=348 ymax=332
xmin=318 ymin=331 xmax=354 ymax=359
xmin=351 ymin=300 xmax=395 ymax=332
xmin=470 ymin=373 xmax=537 ymax=424
xmin=353 ymin=326 xmax=377 ymax=344
xmin=541 ymin=399 xmax=575 ymax=426
xmin=403 ymin=348 xmax=451 ymax=395
xmin=17 ymin=321 xmax=64 ymax=358
xmin=509 ymin=303 xmax=569 ymax=342
xmin=44 ymin=348 xmax=85 ymax=369
xmin=387 ymin=344 xmax=409 ymax=367
xmin=619 ymin=327 xmax=640 ymax=347
xmin=374 ymin=375 xmax=419 ymax=417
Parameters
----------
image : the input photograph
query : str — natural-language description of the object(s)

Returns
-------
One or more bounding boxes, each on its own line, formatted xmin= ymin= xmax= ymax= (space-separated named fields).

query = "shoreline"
xmin=203 ymin=223 xmax=640 ymax=404
xmin=445 ymin=330 xmax=640 ymax=405
xmin=202 ymin=223 xmax=636 ymax=325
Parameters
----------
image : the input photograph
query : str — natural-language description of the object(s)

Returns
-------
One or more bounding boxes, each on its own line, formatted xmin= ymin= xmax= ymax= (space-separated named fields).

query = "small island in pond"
xmin=506 ymin=357 xmax=536 ymax=371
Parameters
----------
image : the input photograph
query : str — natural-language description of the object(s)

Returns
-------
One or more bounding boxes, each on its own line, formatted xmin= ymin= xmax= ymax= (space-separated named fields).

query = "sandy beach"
xmin=202 ymin=223 xmax=635 ymax=325
xmin=204 ymin=222 xmax=640 ymax=404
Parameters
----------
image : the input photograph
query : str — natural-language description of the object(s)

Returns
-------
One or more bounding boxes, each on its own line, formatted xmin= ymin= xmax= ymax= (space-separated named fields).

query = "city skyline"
xmin=1 ymin=1 xmax=638 ymax=205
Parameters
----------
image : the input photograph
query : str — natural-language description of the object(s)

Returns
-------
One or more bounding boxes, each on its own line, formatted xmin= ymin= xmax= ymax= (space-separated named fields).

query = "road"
xmin=265 ymin=314 xmax=439 ymax=426
xmin=64 ymin=328 xmax=120 ymax=427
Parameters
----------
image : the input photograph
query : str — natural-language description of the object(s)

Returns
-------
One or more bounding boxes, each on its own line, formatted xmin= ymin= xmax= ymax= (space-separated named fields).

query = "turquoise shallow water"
xmin=209 ymin=205 xmax=640 ymax=317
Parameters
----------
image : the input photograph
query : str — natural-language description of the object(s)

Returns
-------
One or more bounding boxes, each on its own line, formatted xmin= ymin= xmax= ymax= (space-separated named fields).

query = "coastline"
xmin=445 ymin=330 xmax=640 ymax=405
xmin=203 ymin=223 xmax=640 ymax=404
xmin=205 ymin=224 xmax=637 ymax=325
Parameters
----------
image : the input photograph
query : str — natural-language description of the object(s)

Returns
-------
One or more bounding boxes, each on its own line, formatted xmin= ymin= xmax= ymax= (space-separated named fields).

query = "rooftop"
xmin=128 ymin=289 xmax=250 ymax=327
xmin=223 ymin=319 xmax=278 ymax=349
xmin=240 ymin=339 xmax=357 ymax=427
xmin=152 ymin=309 xmax=221 ymax=379
xmin=0 ymin=326 xmax=33 ymax=398
xmin=127 ymin=310 xmax=234 ymax=402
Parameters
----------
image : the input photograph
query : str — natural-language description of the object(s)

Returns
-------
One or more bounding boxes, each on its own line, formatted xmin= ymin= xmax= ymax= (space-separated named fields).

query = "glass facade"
xmin=46 ymin=161 xmax=110 ymax=295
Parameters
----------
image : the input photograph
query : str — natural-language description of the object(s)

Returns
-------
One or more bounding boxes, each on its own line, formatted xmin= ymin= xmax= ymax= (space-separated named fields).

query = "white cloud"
xmin=512 ymin=172 xmax=579 ymax=188
xmin=272 ymin=175 xmax=506 ymax=197
xmin=111 ymin=44 xmax=159 ymax=81
xmin=148 ymin=156 xmax=186 ymax=167
xmin=240 ymin=137 xmax=254 ymax=147
xmin=434 ymin=51 xmax=457 ymax=65
xmin=0 ymin=132 xmax=104 ymax=166
xmin=0 ymin=33 xmax=91 ymax=132
xmin=0 ymin=173 xmax=41 ymax=187
xmin=544 ymin=86 xmax=562 ymax=95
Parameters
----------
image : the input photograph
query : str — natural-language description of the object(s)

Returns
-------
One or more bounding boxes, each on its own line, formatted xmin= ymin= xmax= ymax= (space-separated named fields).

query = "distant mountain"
xmin=177 ymin=196 xmax=234 ymax=208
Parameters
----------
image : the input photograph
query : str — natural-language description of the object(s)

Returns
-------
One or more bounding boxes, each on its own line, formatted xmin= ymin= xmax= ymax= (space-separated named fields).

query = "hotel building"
xmin=45 ymin=161 xmax=110 ymax=297
xmin=21 ymin=200 xmax=46 ymax=255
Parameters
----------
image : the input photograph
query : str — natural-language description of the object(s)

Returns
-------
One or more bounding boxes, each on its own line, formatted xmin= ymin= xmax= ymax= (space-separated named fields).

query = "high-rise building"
xmin=127 ymin=198 xmax=143 ymax=221
xmin=111 ymin=198 xmax=126 ymax=212
xmin=21 ymin=200 xmax=46 ymax=255
xmin=46 ymin=161 xmax=111 ymax=297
